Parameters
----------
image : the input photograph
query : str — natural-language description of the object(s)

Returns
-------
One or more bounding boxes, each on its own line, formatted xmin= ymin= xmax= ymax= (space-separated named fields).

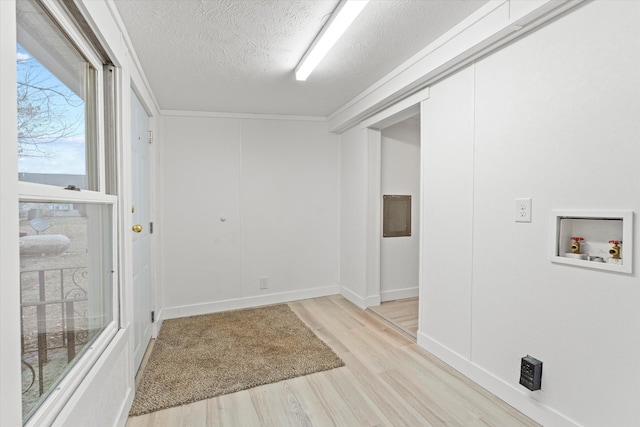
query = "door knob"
xmin=132 ymin=224 xmax=143 ymax=233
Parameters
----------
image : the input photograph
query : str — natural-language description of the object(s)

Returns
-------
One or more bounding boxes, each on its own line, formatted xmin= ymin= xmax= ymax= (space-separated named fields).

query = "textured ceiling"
xmin=113 ymin=0 xmax=488 ymax=117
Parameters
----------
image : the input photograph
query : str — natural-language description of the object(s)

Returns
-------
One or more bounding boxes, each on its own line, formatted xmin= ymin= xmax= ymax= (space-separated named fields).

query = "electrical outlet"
xmin=520 ymin=355 xmax=542 ymax=391
xmin=259 ymin=276 xmax=268 ymax=290
xmin=515 ymin=198 xmax=532 ymax=223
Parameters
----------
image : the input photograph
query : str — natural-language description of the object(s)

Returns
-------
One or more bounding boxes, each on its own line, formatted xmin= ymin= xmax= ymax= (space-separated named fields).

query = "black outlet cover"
xmin=520 ymin=355 xmax=542 ymax=391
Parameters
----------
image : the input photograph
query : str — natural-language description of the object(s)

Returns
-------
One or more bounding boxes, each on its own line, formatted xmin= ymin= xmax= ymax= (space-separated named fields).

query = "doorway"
xmin=371 ymin=115 xmax=420 ymax=338
xmin=360 ymin=98 xmax=422 ymax=339
xmin=131 ymin=89 xmax=152 ymax=371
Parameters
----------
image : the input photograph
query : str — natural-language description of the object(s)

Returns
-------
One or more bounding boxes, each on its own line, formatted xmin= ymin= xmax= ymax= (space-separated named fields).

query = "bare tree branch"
xmin=17 ymin=48 xmax=84 ymax=160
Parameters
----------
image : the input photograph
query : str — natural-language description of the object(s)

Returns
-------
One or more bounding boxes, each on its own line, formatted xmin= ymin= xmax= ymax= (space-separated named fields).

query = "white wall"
xmin=52 ymin=331 xmax=132 ymax=427
xmin=420 ymin=65 xmax=474 ymax=360
xmin=158 ymin=115 xmax=340 ymax=318
xmin=339 ymin=126 xmax=369 ymax=307
xmin=380 ymin=121 xmax=420 ymax=301
xmin=419 ymin=2 xmax=640 ymax=426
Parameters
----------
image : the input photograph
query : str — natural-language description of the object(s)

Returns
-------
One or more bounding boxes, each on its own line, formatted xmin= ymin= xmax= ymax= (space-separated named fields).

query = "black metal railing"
xmin=20 ymin=266 xmax=89 ymax=396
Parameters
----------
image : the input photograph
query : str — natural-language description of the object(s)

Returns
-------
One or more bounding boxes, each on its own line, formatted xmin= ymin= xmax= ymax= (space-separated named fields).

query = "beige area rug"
xmin=129 ymin=304 xmax=344 ymax=417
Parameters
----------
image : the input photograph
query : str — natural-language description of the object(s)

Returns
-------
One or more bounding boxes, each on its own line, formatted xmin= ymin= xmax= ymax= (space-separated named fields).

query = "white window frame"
xmin=18 ymin=0 xmax=107 ymax=194
xmin=16 ymin=1 xmax=120 ymax=425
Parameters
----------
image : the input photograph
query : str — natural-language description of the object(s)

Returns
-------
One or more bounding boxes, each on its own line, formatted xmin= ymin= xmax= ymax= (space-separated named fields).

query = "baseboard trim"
xmin=160 ymin=285 xmax=340 ymax=321
xmin=339 ymin=287 xmax=380 ymax=309
xmin=417 ymin=332 xmax=580 ymax=427
xmin=380 ymin=287 xmax=418 ymax=302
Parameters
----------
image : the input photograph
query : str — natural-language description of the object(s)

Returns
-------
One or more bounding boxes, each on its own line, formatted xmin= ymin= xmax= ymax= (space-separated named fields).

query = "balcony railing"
xmin=20 ymin=266 xmax=89 ymax=397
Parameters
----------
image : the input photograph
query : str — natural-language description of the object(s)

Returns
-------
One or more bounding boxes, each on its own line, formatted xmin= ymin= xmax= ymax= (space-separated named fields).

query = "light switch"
xmin=515 ymin=198 xmax=532 ymax=223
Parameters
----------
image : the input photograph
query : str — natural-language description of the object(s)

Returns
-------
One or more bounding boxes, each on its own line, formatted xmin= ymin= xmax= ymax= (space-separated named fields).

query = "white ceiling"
xmin=113 ymin=0 xmax=488 ymax=117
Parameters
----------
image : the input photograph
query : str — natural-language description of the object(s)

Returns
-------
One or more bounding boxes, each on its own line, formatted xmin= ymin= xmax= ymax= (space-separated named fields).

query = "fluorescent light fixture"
xmin=295 ymin=0 xmax=369 ymax=81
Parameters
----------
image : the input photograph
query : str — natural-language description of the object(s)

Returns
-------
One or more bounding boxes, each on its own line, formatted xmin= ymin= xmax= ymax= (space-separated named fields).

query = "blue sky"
xmin=17 ymin=44 xmax=87 ymax=175
xmin=17 ymin=138 xmax=86 ymax=175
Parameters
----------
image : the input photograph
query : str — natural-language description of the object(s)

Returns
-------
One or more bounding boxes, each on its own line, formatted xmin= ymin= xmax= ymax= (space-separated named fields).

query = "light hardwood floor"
xmin=368 ymin=297 xmax=419 ymax=339
xmin=126 ymin=295 xmax=539 ymax=427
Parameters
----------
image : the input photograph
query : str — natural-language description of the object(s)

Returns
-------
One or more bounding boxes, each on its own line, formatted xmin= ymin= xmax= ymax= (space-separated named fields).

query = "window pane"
xmin=16 ymin=0 xmax=98 ymax=190
xmin=19 ymin=202 xmax=113 ymax=422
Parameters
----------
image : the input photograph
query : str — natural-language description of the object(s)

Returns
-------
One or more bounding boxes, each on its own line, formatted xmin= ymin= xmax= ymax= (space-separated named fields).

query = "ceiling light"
xmin=295 ymin=0 xmax=369 ymax=81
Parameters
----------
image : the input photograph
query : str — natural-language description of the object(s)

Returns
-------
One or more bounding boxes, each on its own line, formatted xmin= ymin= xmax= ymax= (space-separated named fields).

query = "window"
xmin=16 ymin=0 xmax=118 ymax=424
xmin=17 ymin=0 xmax=99 ymax=191
xmin=19 ymin=202 xmax=114 ymax=421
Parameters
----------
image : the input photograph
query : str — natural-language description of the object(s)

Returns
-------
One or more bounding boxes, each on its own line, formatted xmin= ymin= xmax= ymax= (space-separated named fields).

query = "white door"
xmin=131 ymin=90 xmax=152 ymax=371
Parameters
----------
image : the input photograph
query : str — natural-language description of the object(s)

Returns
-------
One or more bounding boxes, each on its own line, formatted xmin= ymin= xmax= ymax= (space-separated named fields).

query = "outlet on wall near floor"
xmin=259 ymin=276 xmax=268 ymax=290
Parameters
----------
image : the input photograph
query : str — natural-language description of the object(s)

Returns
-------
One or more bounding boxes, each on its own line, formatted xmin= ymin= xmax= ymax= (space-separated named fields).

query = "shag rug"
xmin=129 ymin=304 xmax=344 ymax=416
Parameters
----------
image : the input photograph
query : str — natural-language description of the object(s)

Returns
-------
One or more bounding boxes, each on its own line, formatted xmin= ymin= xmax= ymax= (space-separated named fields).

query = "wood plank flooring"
xmin=126 ymin=295 xmax=540 ymax=427
xmin=367 ymin=297 xmax=419 ymax=339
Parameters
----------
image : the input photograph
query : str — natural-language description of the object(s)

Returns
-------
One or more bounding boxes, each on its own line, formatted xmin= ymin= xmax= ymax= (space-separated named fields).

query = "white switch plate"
xmin=515 ymin=198 xmax=532 ymax=222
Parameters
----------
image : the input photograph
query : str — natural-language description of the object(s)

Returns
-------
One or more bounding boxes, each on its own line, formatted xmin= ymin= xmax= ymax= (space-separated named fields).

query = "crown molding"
xmin=161 ymin=109 xmax=327 ymax=122
xmin=328 ymin=0 xmax=585 ymax=134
